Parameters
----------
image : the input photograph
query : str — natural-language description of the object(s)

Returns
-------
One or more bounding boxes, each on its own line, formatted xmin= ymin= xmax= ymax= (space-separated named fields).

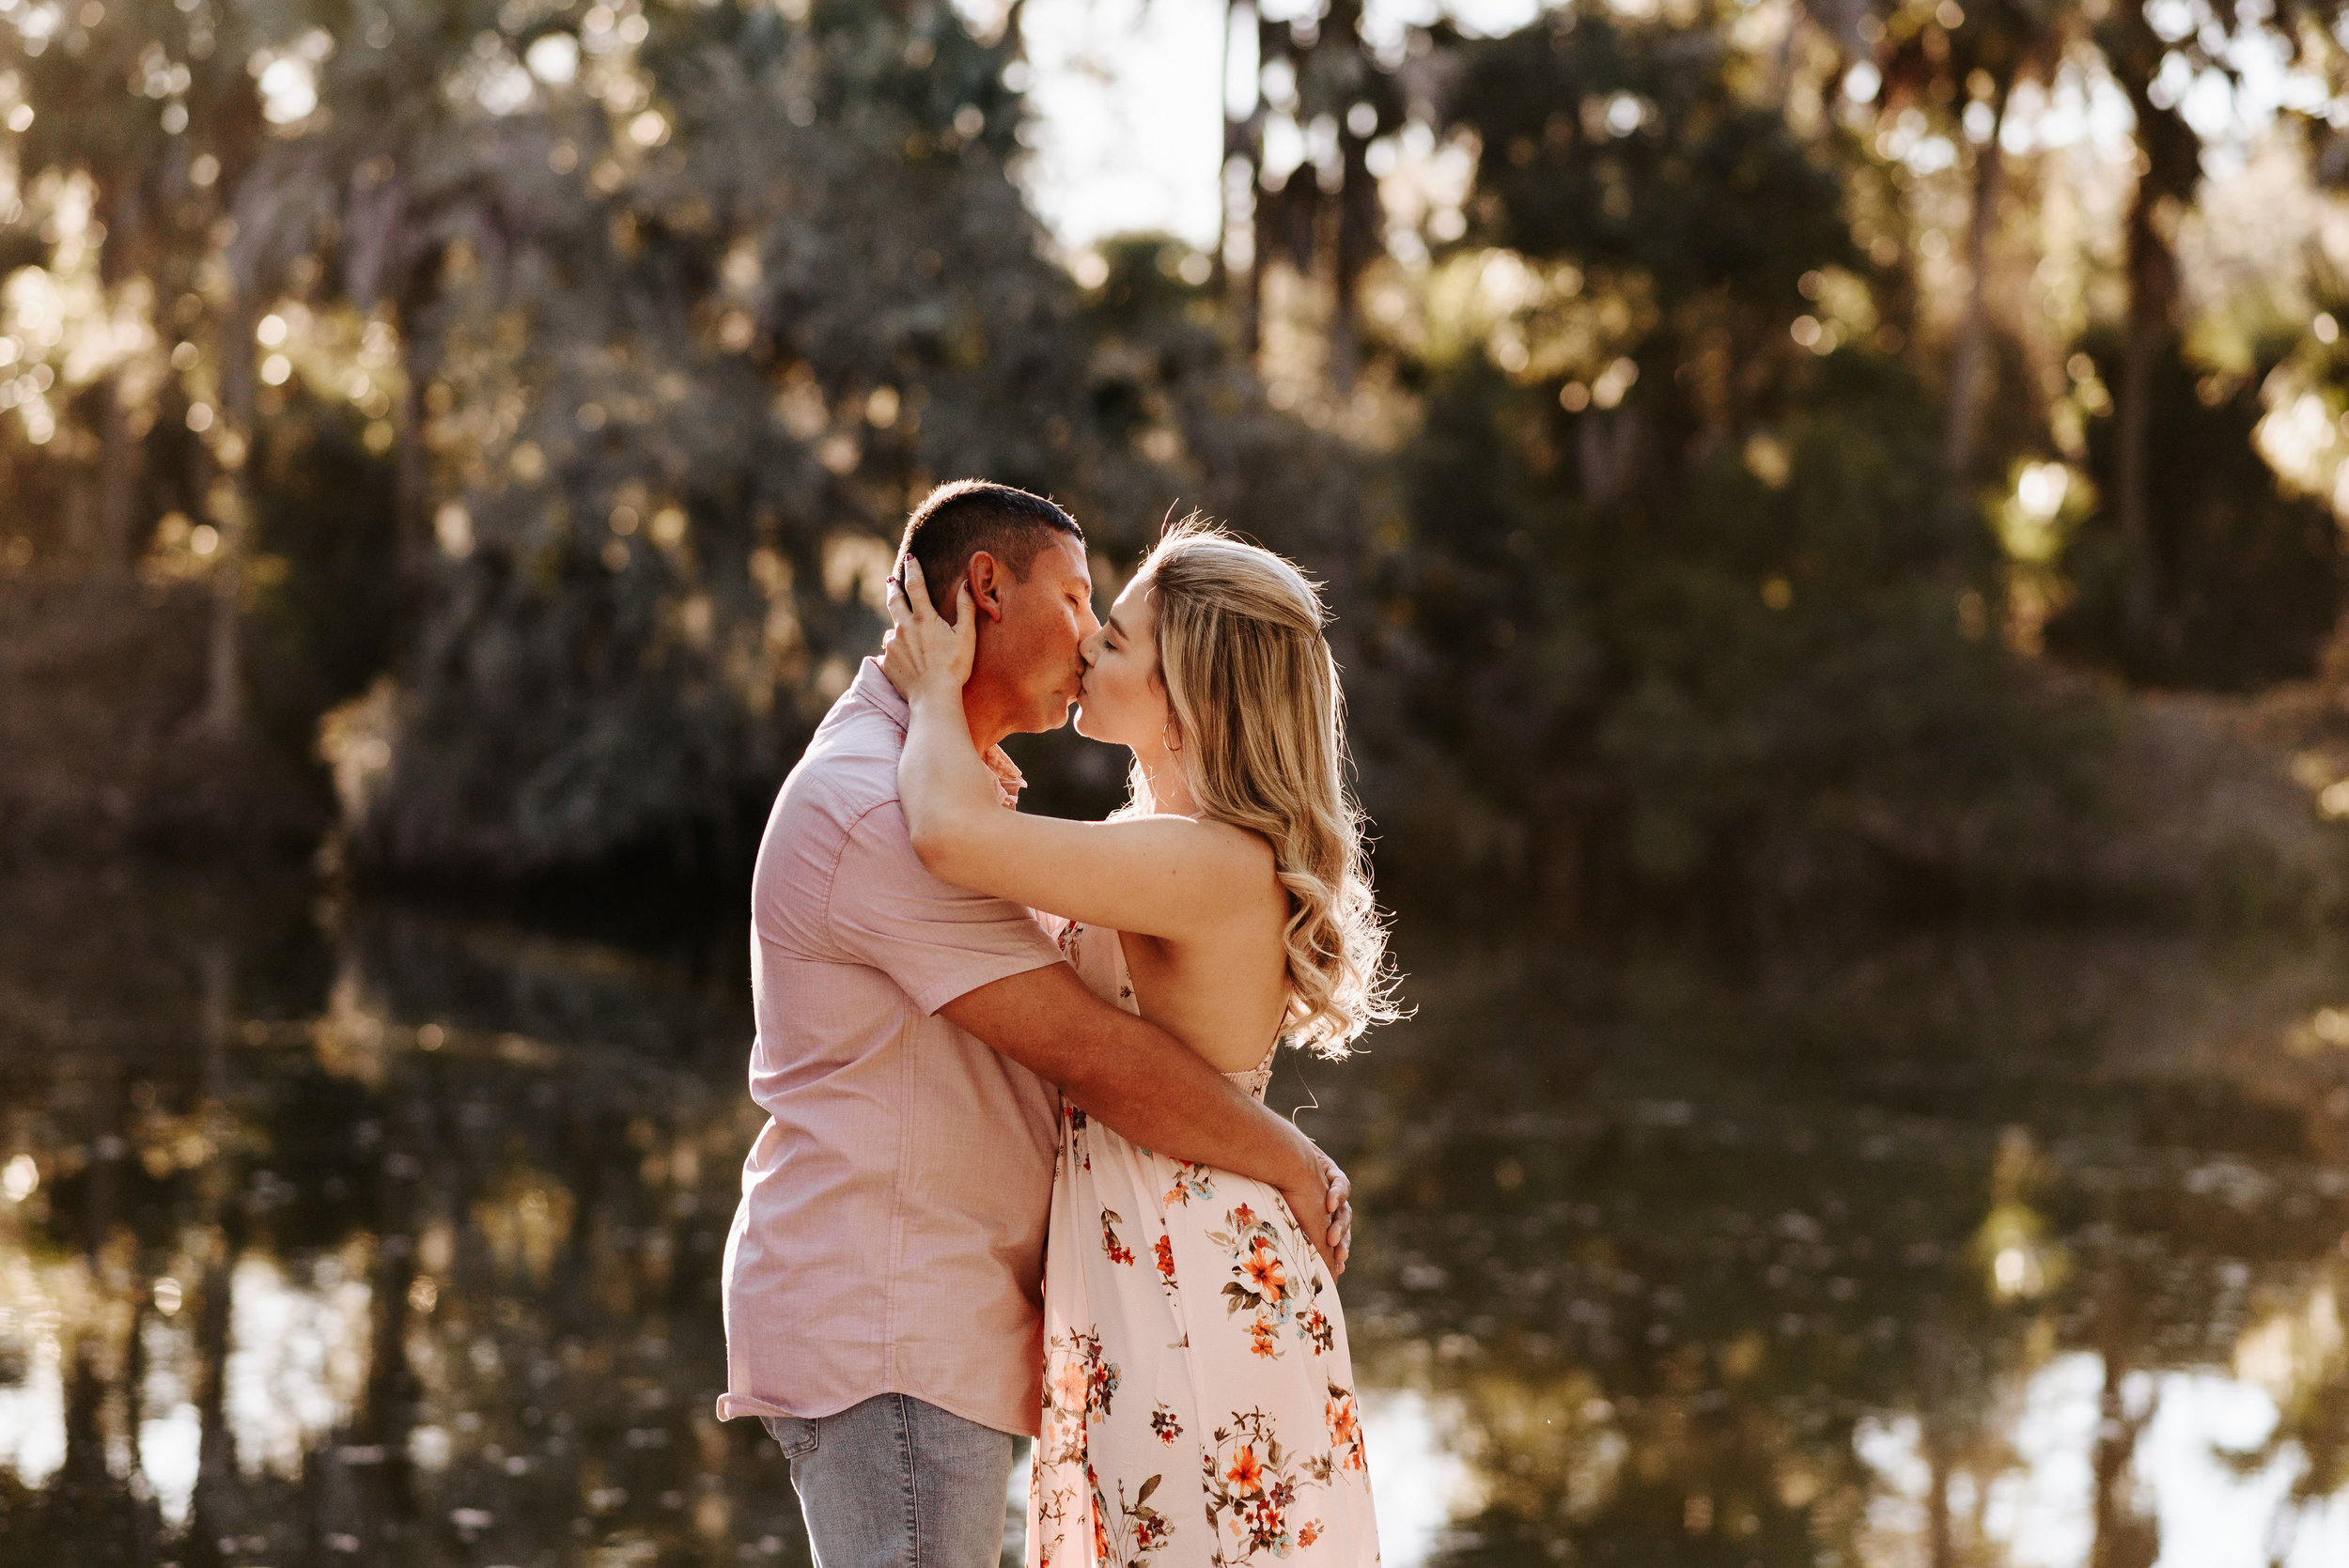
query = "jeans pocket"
xmin=760 ymin=1414 xmax=819 ymax=1458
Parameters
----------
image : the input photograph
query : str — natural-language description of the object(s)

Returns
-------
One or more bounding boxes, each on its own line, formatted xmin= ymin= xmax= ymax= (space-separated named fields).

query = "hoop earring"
xmin=1161 ymin=718 xmax=1182 ymax=754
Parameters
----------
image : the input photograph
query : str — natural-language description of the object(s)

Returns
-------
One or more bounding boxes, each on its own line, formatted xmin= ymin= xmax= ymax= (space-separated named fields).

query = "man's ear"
xmin=966 ymin=551 xmax=1009 ymax=624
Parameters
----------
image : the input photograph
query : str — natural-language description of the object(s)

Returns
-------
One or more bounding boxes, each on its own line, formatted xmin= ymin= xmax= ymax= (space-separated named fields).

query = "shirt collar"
xmin=852 ymin=657 xmax=1027 ymax=808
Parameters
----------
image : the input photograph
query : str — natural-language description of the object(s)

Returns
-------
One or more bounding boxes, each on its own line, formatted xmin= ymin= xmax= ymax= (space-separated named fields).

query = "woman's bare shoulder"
xmin=1132 ymin=816 xmax=1268 ymax=863
xmin=1134 ymin=811 xmax=1279 ymax=884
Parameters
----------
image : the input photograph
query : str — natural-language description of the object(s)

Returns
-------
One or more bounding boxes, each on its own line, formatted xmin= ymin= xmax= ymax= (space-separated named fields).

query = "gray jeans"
xmin=763 ymin=1394 xmax=1018 ymax=1568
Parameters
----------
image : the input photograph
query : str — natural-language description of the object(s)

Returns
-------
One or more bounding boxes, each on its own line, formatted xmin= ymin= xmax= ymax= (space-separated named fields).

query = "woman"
xmin=880 ymin=518 xmax=1397 ymax=1568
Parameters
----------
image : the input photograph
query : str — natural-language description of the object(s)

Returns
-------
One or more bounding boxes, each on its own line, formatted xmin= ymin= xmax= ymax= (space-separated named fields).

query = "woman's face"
xmin=1075 ymin=572 xmax=1169 ymax=752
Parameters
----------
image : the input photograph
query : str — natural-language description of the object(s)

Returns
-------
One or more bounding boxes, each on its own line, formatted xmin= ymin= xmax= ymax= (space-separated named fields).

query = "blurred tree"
xmin=1221 ymin=0 xmax=1405 ymax=383
xmin=6 ymin=0 xmax=245 ymax=566
xmin=2048 ymin=331 xmax=2342 ymax=689
xmin=1377 ymin=1 xmax=2043 ymax=912
xmin=2081 ymin=0 xmax=2349 ymax=676
xmin=319 ymin=0 xmax=1174 ymax=878
xmin=243 ymin=389 xmax=401 ymax=759
xmin=3 ymin=0 xmax=275 ymax=738
xmin=1873 ymin=0 xmax=2087 ymax=484
xmin=2096 ymin=0 xmax=2209 ymax=661
xmin=246 ymin=0 xmax=591 ymax=581
xmin=1 ymin=0 xmax=2338 ymax=911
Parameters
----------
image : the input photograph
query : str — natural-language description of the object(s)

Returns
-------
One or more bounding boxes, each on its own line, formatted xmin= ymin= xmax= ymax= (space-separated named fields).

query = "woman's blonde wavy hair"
xmin=1123 ymin=515 xmax=1402 ymax=1057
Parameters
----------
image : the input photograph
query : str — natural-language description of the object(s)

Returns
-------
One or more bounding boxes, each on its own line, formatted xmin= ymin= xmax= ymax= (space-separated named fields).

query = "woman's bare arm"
xmin=881 ymin=567 xmax=1276 ymax=942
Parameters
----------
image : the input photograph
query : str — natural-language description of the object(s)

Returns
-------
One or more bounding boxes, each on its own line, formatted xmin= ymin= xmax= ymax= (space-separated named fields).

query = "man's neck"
xmin=962 ymin=681 xmax=1018 ymax=754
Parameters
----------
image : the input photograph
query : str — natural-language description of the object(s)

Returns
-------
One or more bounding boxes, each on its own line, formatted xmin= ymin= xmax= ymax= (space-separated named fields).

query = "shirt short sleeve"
xmin=828 ymin=800 xmax=1065 ymax=1015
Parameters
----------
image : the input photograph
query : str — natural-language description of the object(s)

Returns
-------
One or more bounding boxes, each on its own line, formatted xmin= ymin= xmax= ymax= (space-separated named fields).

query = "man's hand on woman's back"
xmin=941 ymin=962 xmax=1354 ymax=1275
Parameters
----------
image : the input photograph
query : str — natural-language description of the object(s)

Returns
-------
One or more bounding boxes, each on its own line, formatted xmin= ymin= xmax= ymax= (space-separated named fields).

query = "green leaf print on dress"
xmin=1107 ymin=1472 xmax=1174 ymax=1567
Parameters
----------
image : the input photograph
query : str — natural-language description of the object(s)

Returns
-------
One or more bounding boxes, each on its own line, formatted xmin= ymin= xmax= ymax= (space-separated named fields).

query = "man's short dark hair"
xmin=897 ymin=480 xmax=1083 ymax=613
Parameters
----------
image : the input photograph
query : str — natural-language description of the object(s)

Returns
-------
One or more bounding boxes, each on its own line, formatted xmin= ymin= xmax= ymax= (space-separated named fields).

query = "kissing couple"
xmin=719 ymin=479 xmax=1399 ymax=1568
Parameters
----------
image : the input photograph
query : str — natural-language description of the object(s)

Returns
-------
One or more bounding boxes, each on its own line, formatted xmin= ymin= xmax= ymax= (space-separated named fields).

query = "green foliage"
xmin=245 ymin=393 xmax=401 ymax=764
xmin=2049 ymin=333 xmax=2343 ymax=691
xmin=334 ymin=0 xmax=1166 ymax=877
xmin=1448 ymin=7 xmax=1859 ymax=303
xmin=5 ymin=0 xmax=2333 ymax=919
xmin=1599 ymin=355 xmax=2020 ymax=878
xmin=1386 ymin=344 xmax=2038 ymax=901
xmin=1371 ymin=5 xmax=2050 ymax=907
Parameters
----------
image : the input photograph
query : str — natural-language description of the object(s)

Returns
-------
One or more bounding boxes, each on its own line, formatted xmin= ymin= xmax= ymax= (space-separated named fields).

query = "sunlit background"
xmin=12 ymin=0 xmax=2349 ymax=1563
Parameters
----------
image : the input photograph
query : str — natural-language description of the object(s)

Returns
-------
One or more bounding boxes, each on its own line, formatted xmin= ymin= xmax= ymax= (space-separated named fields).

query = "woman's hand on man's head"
xmin=881 ymin=557 xmax=978 ymax=707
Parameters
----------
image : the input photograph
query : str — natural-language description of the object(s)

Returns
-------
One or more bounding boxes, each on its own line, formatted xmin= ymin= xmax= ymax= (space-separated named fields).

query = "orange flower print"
xmin=1213 ymin=1203 xmax=1321 ymax=1366
xmin=1102 ymin=1207 xmax=1136 ymax=1266
xmin=1204 ymin=1408 xmax=1337 ymax=1560
xmin=1326 ymin=1384 xmax=1366 ymax=1472
xmin=1051 ymin=1357 xmax=1090 ymax=1414
xmin=1041 ymin=1327 xmax=1118 ymax=1449
xmin=1035 ymin=917 xmax=1379 ymax=1568
xmin=1242 ymin=1241 xmax=1286 ymax=1304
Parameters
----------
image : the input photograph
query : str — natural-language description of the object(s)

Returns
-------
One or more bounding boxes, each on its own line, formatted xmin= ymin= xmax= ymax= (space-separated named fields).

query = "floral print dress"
xmin=1030 ymin=922 xmax=1378 ymax=1568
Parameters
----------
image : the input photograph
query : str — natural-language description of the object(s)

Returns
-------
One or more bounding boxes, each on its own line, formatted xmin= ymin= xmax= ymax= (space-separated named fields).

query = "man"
xmin=718 ymin=480 xmax=1353 ymax=1568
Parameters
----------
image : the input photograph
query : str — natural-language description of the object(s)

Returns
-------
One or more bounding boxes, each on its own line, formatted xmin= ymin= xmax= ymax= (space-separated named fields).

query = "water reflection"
xmin=0 ymin=866 xmax=796 ymax=1567
xmin=1284 ymin=929 xmax=2349 ymax=1567
xmin=2 ymin=868 xmax=2347 ymax=1566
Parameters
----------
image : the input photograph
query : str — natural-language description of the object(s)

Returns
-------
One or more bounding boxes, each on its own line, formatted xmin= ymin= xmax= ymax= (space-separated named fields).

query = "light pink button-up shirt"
xmin=717 ymin=659 xmax=1066 ymax=1436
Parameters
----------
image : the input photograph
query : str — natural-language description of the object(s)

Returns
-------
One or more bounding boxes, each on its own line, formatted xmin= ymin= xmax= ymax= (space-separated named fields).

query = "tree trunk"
xmin=2090 ymin=1348 xmax=2161 ymax=1568
xmin=187 ymin=1235 xmax=241 ymax=1567
xmin=2107 ymin=13 xmax=2194 ymax=668
xmin=2113 ymin=196 xmax=2170 ymax=659
xmin=187 ymin=939 xmax=242 ymax=1568
xmin=395 ymin=362 xmax=428 ymax=576
xmin=189 ymin=294 xmax=258 ymax=743
xmin=1329 ymin=121 xmax=1376 ymax=395
xmin=394 ymin=265 xmax=452 ymax=589
xmin=1913 ymin=1313 xmax=1960 ymax=1568
xmin=1215 ymin=0 xmax=1244 ymax=295
xmin=1941 ymin=78 xmax=2011 ymax=483
xmin=1234 ymin=8 xmax=1269 ymax=358
xmin=95 ymin=380 xmax=147 ymax=571
xmin=2089 ymin=1276 xmax=2163 ymax=1568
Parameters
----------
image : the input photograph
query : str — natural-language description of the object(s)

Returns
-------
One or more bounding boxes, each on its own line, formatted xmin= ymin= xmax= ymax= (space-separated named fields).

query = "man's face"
xmin=975 ymin=535 xmax=1098 ymax=734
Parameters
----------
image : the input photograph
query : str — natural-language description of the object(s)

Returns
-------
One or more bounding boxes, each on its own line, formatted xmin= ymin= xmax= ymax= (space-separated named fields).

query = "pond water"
xmin=3 ymin=863 xmax=2347 ymax=1567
